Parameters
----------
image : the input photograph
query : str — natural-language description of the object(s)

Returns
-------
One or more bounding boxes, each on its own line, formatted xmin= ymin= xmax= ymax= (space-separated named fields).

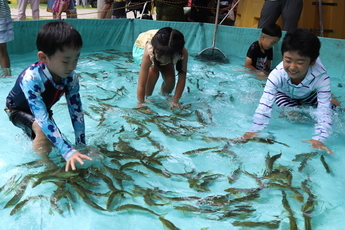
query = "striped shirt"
xmin=0 ymin=0 xmax=11 ymax=19
xmin=250 ymin=58 xmax=333 ymax=142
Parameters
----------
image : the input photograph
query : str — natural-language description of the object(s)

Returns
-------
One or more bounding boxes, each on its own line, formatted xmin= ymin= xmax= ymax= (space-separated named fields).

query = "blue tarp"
xmin=8 ymin=19 xmax=345 ymax=78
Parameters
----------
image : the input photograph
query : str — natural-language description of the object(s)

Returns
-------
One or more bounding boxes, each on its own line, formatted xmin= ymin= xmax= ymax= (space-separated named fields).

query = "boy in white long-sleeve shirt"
xmin=243 ymin=28 xmax=339 ymax=154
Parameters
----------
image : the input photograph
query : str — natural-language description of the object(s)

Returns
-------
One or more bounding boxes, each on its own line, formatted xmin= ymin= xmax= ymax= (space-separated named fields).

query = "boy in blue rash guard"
xmin=242 ymin=28 xmax=340 ymax=155
xmin=5 ymin=21 xmax=92 ymax=171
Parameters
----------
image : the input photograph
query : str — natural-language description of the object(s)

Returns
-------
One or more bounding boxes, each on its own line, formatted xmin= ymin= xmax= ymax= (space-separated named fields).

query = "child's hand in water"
xmin=301 ymin=140 xmax=335 ymax=155
xmin=170 ymin=101 xmax=182 ymax=108
xmin=65 ymin=151 xmax=93 ymax=171
xmin=242 ymin=132 xmax=258 ymax=140
xmin=137 ymin=102 xmax=145 ymax=108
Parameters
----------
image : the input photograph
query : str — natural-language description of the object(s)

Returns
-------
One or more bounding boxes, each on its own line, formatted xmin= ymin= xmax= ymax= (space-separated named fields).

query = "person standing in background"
xmin=51 ymin=0 xmax=70 ymax=19
xmin=47 ymin=0 xmax=77 ymax=19
xmin=258 ymin=0 xmax=303 ymax=32
xmin=0 ymin=0 xmax=14 ymax=77
xmin=100 ymin=0 xmax=113 ymax=18
xmin=17 ymin=0 xmax=40 ymax=20
xmin=65 ymin=0 xmax=78 ymax=18
xmin=187 ymin=0 xmax=212 ymax=23
xmin=111 ymin=0 xmax=126 ymax=19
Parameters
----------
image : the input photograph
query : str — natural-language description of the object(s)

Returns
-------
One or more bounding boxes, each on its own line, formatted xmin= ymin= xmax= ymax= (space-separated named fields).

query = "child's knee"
xmin=32 ymin=121 xmax=54 ymax=154
xmin=33 ymin=138 xmax=53 ymax=154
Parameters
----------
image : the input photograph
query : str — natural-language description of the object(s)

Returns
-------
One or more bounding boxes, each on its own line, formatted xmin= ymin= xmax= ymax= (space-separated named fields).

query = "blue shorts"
xmin=132 ymin=44 xmax=144 ymax=65
xmin=0 ymin=18 xmax=14 ymax=43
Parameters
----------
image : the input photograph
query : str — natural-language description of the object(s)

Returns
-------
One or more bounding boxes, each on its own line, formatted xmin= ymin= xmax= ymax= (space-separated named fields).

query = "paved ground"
xmin=10 ymin=5 xmax=141 ymax=20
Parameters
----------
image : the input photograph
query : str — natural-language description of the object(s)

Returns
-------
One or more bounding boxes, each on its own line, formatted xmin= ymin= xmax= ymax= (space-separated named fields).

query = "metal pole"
xmin=318 ymin=0 xmax=324 ymax=36
xmin=211 ymin=0 xmax=221 ymax=47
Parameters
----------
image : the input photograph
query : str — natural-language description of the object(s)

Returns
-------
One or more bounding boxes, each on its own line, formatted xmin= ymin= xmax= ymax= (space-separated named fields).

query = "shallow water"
xmin=0 ymin=49 xmax=344 ymax=230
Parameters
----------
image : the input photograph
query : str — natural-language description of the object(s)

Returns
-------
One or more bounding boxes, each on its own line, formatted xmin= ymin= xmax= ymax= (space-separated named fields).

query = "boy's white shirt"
xmin=250 ymin=58 xmax=333 ymax=142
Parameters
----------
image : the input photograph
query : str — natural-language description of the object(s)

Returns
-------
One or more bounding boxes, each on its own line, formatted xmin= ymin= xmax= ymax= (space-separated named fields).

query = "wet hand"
xmin=301 ymin=139 xmax=335 ymax=155
xmin=242 ymin=132 xmax=258 ymax=140
xmin=169 ymin=101 xmax=182 ymax=108
xmin=137 ymin=103 xmax=144 ymax=108
xmin=65 ymin=151 xmax=93 ymax=172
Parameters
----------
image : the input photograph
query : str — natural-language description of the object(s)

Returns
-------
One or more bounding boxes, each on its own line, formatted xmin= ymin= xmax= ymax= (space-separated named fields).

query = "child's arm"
xmin=65 ymin=73 xmax=86 ymax=146
xmin=301 ymin=140 xmax=334 ymax=155
xmin=171 ymin=48 xmax=188 ymax=106
xmin=244 ymin=57 xmax=269 ymax=79
xmin=301 ymin=70 xmax=334 ymax=154
xmin=20 ymin=69 xmax=89 ymax=164
xmin=63 ymin=73 xmax=94 ymax=170
xmin=20 ymin=72 xmax=69 ymax=149
xmin=137 ymin=48 xmax=152 ymax=105
xmin=245 ymin=42 xmax=259 ymax=71
xmin=248 ymin=70 xmax=279 ymax=133
xmin=244 ymin=57 xmax=256 ymax=70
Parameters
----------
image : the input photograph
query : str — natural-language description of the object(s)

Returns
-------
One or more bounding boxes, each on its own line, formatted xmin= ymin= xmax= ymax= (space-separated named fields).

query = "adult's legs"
xmin=56 ymin=1 xmax=69 ymax=18
xmin=66 ymin=8 xmax=78 ymax=18
xmin=30 ymin=0 xmax=40 ymax=20
xmin=100 ymin=0 xmax=113 ymax=18
xmin=17 ymin=0 xmax=29 ymax=20
xmin=281 ymin=0 xmax=303 ymax=32
xmin=66 ymin=0 xmax=77 ymax=18
xmin=258 ymin=0 xmax=282 ymax=29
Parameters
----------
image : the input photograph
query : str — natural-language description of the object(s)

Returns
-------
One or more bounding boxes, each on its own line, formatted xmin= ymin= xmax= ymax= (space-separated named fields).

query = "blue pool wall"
xmin=8 ymin=19 xmax=345 ymax=79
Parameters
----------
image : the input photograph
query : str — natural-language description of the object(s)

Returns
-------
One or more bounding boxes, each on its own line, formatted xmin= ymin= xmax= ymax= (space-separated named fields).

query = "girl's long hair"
xmin=151 ymin=27 xmax=185 ymax=73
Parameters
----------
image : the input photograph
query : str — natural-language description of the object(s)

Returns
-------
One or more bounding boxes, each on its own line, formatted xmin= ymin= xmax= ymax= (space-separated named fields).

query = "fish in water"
xmin=70 ymin=182 xmax=107 ymax=212
xmin=232 ymin=220 xmax=281 ymax=229
xmin=115 ymin=204 xmax=159 ymax=216
xmin=140 ymin=159 xmax=171 ymax=178
xmin=320 ymin=155 xmax=331 ymax=173
xmin=159 ymin=216 xmax=180 ymax=230
xmin=182 ymin=146 xmax=220 ymax=155
xmin=227 ymin=167 xmax=241 ymax=183
xmin=292 ymin=151 xmax=319 ymax=172
xmin=10 ymin=195 xmax=47 ymax=216
xmin=195 ymin=109 xmax=213 ymax=125
xmin=265 ymin=152 xmax=282 ymax=175
xmin=267 ymin=182 xmax=304 ymax=203
xmin=281 ymin=191 xmax=298 ymax=230
xmin=4 ymin=175 xmax=33 ymax=209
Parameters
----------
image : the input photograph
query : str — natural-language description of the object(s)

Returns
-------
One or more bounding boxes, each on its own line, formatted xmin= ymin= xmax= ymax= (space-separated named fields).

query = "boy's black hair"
xmin=262 ymin=24 xmax=282 ymax=38
xmin=281 ymin=28 xmax=320 ymax=63
xmin=36 ymin=21 xmax=83 ymax=57
xmin=151 ymin=27 xmax=185 ymax=73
